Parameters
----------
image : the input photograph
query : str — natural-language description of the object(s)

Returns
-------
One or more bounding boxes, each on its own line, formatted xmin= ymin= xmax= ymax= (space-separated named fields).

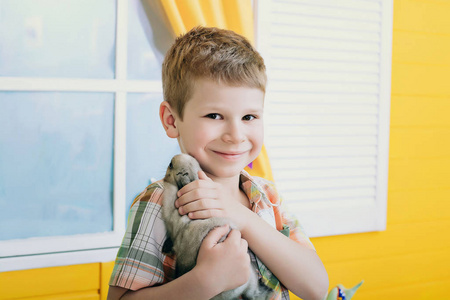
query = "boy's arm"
xmin=107 ymin=269 xmax=216 ymax=300
xmin=240 ymin=210 xmax=329 ymax=300
xmin=107 ymin=226 xmax=251 ymax=300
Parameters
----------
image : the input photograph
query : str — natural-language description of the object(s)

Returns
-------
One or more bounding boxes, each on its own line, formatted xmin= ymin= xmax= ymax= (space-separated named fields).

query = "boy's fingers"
xmin=187 ymin=209 xmax=222 ymax=220
xmin=224 ymin=229 xmax=241 ymax=244
xmin=177 ymin=181 xmax=195 ymax=197
xmin=202 ymin=225 xmax=230 ymax=247
xmin=176 ymin=188 xmax=219 ymax=208
xmin=177 ymin=177 xmax=212 ymax=197
xmin=179 ymin=194 xmax=223 ymax=211
xmin=240 ymin=237 xmax=248 ymax=249
xmin=198 ymin=170 xmax=212 ymax=181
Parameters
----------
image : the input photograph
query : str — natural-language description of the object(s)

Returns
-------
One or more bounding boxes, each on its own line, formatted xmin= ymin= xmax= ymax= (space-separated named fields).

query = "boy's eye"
xmin=205 ymin=113 xmax=222 ymax=120
xmin=242 ymin=115 xmax=256 ymax=121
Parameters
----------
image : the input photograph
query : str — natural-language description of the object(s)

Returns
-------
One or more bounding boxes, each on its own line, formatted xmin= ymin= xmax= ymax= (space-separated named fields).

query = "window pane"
xmin=0 ymin=92 xmax=114 ymax=240
xmin=0 ymin=0 xmax=116 ymax=78
xmin=126 ymin=93 xmax=179 ymax=213
xmin=127 ymin=0 xmax=173 ymax=80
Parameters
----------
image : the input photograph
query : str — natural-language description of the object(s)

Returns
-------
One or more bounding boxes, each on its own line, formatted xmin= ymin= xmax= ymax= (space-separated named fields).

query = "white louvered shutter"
xmin=256 ymin=0 xmax=393 ymax=237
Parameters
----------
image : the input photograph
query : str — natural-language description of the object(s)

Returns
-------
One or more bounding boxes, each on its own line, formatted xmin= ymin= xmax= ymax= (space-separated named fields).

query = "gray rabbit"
xmin=162 ymin=154 xmax=274 ymax=300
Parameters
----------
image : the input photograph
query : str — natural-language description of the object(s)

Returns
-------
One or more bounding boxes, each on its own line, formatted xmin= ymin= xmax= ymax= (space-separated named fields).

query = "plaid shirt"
xmin=109 ymin=170 xmax=315 ymax=299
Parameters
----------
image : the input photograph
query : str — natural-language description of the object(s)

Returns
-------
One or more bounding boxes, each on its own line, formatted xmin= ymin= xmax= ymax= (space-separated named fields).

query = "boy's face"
xmin=175 ymin=79 xmax=264 ymax=180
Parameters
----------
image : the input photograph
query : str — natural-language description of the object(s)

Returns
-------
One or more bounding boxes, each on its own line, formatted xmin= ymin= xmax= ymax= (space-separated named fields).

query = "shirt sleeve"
xmin=259 ymin=178 xmax=316 ymax=251
xmin=278 ymin=200 xmax=315 ymax=251
xmin=109 ymin=183 xmax=175 ymax=290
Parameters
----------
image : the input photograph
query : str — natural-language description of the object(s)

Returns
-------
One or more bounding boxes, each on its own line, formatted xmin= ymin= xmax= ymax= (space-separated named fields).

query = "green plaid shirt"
xmin=109 ymin=170 xmax=315 ymax=299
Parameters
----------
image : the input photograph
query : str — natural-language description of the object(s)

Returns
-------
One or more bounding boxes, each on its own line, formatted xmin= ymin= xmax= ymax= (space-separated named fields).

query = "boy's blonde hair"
xmin=162 ymin=26 xmax=267 ymax=120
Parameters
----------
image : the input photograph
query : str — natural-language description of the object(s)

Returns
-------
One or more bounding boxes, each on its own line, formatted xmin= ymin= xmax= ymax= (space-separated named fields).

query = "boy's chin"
xmin=204 ymin=165 xmax=247 ymax=180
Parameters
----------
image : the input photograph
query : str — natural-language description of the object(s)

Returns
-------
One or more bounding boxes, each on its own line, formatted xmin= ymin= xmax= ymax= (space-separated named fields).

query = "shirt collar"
xmin=239 ymin=170 xmax=272 ymax=212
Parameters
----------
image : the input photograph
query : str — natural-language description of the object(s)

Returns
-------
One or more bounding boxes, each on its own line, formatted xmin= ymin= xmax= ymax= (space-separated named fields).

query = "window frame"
xmin=254 ymin=0 xmax=393 ymax=237
xmin=0 ymin=0 xmax=163 ymax=272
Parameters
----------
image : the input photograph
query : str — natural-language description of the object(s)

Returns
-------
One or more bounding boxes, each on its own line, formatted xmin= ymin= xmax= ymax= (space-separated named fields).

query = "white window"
xmin=256 ymin=0 xmax=393 ymax=237
xmin=0 ymin=0 xmax=178 ymax=272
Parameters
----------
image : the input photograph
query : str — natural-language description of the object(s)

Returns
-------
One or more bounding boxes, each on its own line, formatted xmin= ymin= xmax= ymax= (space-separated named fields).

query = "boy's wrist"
xmin=239 ymin=207 xmax=265 ymax=240
xmin=235 ymin=203 xmax=254 ymax=233
xmin=191 ymin=265 xmax=222 ymax=299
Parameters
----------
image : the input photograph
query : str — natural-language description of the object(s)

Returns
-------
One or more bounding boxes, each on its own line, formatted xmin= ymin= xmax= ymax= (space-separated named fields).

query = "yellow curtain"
xmin=158 ymin=0 xmax=253 ymax=42
xmin=156 ymin=0 xmax=273 ymax=181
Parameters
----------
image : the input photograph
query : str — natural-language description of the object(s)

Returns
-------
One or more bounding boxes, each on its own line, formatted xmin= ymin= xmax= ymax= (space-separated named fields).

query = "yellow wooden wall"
xmin=300 ymin=0 xmax=450 ymax=299
xmin=1 ymin=1 xmax=450 ymax=299
xmin=0 ymin=262 xmax=114 ymax=300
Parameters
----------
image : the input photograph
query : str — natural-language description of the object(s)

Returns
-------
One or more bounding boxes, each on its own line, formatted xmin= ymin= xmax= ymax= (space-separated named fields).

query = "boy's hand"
xmin=194 ymin=225 xmax=251 ymax=295
xmin=175 ymin=171 xmax=248 ymax=228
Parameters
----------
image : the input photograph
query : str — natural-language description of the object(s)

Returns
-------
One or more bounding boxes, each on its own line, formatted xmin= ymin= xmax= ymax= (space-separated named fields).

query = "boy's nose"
xmin=222 ymin=121 xmax=245 ymax=144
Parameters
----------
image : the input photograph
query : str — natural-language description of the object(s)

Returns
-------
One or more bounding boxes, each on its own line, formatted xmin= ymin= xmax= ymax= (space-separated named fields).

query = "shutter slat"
xmin=270 ymin=70 xmax=379 ymax=84
xmin=270 ymin=81 xmax=379 ymax=94
xmin=268 ymin=93 xmax=379 ymax=104
xmin=268 ymin=114 xmax=378 ymax=125
xmin=282 ymin=188 xmax=376 ymax=202
xmin=269 ymin=157 xmax=377 ymax=169
xmin=270 ymin=146 xmax=378 ymax=158
xmin=274 ymin=0 xmax=382 ymax=12
xmin=277 ymin=177 xmax=376 ymax=192
xmin=271 ymin=36 xmax=381 ymax=55
xmin=274 ymin=166 xmax=377 ymax=180
xmin=270 ymin=58 xmax=380 ymax=73
xmin=270 ymin=46 xmax=380 ymax=62
xmin=268 ymin=103 xmax=379 ymax=115
xmin=272 ymin=2 xmax=381 ymax=22
xmin=272 ymin=14 xmax=381 ymax=32
xmin=271 ymin=24 xmax=381 ymax=43
xmin=266 ymin=125 xmax=378 ymax=137
xmin=268 ymin=136 xmax=377 ymax=147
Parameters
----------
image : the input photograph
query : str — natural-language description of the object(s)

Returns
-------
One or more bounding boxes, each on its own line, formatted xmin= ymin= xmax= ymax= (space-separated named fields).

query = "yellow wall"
xmin=1 ymin=1 xmax=450 ymax=299
xmin=297 ymin=0 xmax=450 ymax=299
xmin=0 ymin=262 xmax=114 ymax=300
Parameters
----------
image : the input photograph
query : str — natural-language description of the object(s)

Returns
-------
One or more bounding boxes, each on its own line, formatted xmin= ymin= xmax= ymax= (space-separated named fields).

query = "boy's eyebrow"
xmin=245 ymin=109 xmax=264 ymax=114
xmin=199 ymin=104 xmax=263 ymax=111
xmin=199 ymin=109 xmax=264 ymax=117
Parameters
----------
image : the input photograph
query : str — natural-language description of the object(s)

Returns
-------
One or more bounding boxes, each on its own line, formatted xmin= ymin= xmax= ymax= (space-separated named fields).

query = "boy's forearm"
xmin=241 ymin=211 xmax=329 ymax=300
xmin=110 ymin=268 xmax=219 ymax=300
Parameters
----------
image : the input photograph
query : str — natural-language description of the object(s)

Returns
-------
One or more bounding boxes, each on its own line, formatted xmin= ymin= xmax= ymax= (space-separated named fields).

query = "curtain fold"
xmin=156 ymin=0 xmax=273 ymax=181
xmin=159 ymin=0 xmax=186 ymax=36
xmin=159 ymin=0 xmax=253 ymax=41
xmin=222 ymin=0 xmax=254 ymax=44
xmin=174 ymin=0 xmax=207 ymax=32
xmin=199 ymin=0 xmax=227 ymax=29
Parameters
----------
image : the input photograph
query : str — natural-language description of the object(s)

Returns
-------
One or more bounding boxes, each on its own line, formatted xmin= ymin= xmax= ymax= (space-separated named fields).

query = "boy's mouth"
xmin=212 ymin=150 xmax=248 ymax=159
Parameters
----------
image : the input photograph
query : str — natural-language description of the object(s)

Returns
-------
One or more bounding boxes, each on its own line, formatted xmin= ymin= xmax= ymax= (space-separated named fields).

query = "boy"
xmin=107 ymin=26 xmax=328 ymax=300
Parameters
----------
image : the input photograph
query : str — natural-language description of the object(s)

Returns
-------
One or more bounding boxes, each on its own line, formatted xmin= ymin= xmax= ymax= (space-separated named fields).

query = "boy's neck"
xmin=205 ymin=171 xmax=251 ymax=209
xmin=205 ymin=172 xmax=243 ymax=198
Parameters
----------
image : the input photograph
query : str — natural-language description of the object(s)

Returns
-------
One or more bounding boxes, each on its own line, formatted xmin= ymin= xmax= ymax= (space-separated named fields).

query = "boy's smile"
xmin=173 ymin=79 xmax=264 ymax=180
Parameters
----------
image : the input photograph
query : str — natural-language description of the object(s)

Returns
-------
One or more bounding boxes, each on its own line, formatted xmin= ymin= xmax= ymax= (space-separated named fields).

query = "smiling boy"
xmin=107 ymin=26 xmax=328 ymax=300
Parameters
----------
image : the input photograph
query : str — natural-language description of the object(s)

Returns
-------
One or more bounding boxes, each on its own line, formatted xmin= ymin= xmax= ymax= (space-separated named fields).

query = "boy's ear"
xmin=159 ymin=101 xmax=179 ymax=138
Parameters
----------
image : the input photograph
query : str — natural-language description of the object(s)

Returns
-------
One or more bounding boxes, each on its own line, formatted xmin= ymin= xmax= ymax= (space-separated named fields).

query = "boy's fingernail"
xmin=174 ymin=200 xmax=179 ymax=208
